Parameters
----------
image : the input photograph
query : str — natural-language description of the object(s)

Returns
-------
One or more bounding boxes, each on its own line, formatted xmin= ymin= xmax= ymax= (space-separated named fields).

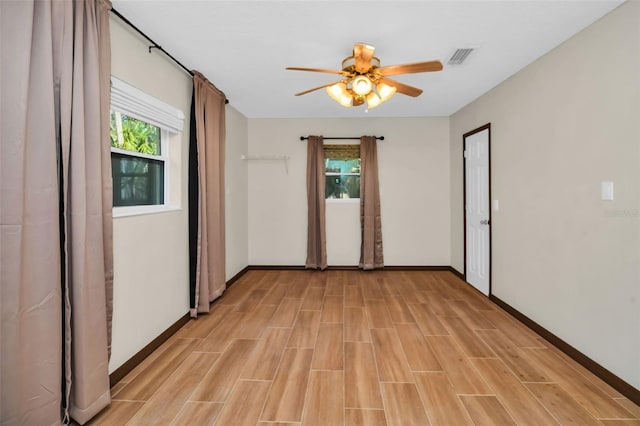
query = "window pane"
xmin=325 ymin=156 xmax=360 ymax=199
xmin=325 ymin=158 xmax=360 ymax=174
xmin=325 ymin=174 xmax=360 ymax=199
xmin=111 ymin=153 xmax=164 ymax=206
xmin=110 ymin=111 xmax=161 ymax=155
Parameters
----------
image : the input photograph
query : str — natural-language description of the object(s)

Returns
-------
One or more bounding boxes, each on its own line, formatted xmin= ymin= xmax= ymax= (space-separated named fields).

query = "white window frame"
xmin=110 ymin=128 xmax=170 ymax=216
xmin=326 ymin=197 xmax=360 ymax=204
xmin=110 ymin=77 xmax=184 ymax=217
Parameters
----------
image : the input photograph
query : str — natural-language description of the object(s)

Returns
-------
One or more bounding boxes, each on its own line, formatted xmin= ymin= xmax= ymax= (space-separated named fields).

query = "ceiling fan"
xmin=286 ymin=42 xmax=443 ymax=109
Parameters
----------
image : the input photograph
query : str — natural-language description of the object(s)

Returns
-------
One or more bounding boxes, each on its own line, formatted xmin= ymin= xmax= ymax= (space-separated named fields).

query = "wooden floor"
xmin=91 ymin=270 xmax=640 ymax=425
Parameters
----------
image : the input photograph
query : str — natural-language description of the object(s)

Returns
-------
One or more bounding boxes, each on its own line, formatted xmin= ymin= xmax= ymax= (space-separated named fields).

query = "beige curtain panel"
xmin=306 ymin=136 xmax=328 ymax=269
xmin=359 ymin=136 xmax=384 ymax=269
xmin=1 ymin=0 xmax=113 ymax=424
xmin=191 ymin=71 xmax=227 ymax=316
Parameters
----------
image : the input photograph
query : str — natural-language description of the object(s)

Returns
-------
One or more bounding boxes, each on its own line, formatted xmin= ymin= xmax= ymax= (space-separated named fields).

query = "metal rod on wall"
xmin=299 ymin=136 xmax=384 ymax=141
xmin=110 ymin=8 xmax=229 ymax=104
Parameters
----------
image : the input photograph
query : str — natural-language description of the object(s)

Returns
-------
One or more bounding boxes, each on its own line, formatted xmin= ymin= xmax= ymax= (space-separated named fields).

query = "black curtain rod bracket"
xmin=300 ymin=136 xmax=384 ymax=141
xmin=111 ymin=8 xmax=229 ymax=105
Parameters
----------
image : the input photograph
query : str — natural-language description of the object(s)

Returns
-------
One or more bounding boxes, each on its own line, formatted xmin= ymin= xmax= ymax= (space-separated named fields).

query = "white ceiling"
xmin=111 ymin=0 xmax=624 ymax=119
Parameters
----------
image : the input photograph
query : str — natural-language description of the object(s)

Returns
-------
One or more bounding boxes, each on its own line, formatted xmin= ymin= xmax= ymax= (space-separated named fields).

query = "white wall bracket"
xmin=241 ymin=154 xmax=290 ymax=174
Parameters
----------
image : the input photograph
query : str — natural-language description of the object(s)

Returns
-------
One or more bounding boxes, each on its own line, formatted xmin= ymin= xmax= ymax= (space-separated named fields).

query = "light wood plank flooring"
xmin=90 ymin=270 xmax=639 ymax=425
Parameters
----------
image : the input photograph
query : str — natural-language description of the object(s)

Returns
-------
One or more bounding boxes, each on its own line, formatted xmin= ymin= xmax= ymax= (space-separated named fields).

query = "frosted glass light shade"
xmin=366 ymin=82 xmax=397 ymax=109
xmin=352 ymin=75 xmax=372 ymax=96
xmin=377 ymin=82 xmax=397 ymax=101
xmin=366 ymin=92 xmax=382 ymax=109
xmin=326 ymin=83 xmax=352 ymax=107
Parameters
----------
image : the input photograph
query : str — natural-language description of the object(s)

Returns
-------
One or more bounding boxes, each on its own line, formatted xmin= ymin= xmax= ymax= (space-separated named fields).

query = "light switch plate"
xmin=601 ymin=181 xmax=614 ymax=201
xmin=493 ymin=199 xmax=500 ymax=211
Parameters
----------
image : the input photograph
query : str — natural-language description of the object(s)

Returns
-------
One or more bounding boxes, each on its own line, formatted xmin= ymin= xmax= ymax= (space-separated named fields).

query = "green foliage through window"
xmin=110 ymin=111 xmax=161 ymax=155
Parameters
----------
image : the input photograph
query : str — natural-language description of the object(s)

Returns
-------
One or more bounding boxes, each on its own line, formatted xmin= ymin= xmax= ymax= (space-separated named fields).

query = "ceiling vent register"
xmin=448 ymin=48 xmax=475 ymax=65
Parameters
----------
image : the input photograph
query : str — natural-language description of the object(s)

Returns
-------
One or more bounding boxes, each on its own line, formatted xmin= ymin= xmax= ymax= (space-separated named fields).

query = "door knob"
xmin=480 ymin=219 xmax=490 ymax=225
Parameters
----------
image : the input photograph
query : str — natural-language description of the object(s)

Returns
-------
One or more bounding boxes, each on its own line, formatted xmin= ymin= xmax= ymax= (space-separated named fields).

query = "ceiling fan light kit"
xmin=287 ymin=42 xmax=443 ymax=109
xmin=325 ymin=78 xmax=397 ymax=109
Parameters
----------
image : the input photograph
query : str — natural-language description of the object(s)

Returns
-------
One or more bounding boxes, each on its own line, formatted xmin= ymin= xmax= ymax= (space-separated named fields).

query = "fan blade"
xmin=286 ymin=67 xmax=348 ymax=76
xmin=378 ymin=60 xmax=443 ymax=76
xmin=294 ymin=80 xmax=343 ymax=96
xmin=379 ymin=77 xmax=423 ymax=97
xmin=353 ymin=43 xmax=375 ymax=73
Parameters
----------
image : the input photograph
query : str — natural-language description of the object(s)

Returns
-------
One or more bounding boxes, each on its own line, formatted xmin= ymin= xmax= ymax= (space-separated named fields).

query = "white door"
xmin=465 ymin=127 xmax=490 ymax=295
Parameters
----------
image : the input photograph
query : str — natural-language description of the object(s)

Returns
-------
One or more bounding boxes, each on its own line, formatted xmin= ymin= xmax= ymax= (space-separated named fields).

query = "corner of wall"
xmin=225 ymin=106 xmax=250 ymax=279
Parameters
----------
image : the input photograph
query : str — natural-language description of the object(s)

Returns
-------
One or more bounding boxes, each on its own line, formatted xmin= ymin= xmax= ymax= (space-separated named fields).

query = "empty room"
xmin=1 ymin=0 xmax=639 ymax=425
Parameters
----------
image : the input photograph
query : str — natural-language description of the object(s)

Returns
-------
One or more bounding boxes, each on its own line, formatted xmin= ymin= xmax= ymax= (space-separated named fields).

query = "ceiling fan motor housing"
xmin=341 ymin=55 xmax=381 ymax=73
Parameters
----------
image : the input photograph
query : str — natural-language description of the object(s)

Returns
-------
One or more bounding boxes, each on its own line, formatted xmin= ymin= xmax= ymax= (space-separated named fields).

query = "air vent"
xmin=448 ymin=48 xmax=475 ymax=65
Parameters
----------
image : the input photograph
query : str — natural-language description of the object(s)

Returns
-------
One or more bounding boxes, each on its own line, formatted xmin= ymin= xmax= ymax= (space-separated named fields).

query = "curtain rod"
xmin=110 ymin=8 xmax=229 ymax=105
xmin=299 ymin=136 xmax=384 ymax=141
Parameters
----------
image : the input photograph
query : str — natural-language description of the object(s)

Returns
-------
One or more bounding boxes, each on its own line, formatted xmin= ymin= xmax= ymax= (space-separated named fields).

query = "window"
xmin=110 ymin=112 xmax=166 ymax=206
xmin=110 ymin=77 xmax=184 ymax=213
xmin=324 ymin=144 xmax=360 ymax=199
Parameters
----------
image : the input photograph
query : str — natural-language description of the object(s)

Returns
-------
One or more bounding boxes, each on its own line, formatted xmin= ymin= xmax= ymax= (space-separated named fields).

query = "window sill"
xmin=326 ymin=198 xmax=360 ymax=204
xmin=113 ymin=205 xmax=182 ymax=218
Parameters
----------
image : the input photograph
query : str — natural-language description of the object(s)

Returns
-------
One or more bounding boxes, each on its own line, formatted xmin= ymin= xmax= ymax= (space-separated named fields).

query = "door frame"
xmin=462 ymin=123 xmax=492 ymax=296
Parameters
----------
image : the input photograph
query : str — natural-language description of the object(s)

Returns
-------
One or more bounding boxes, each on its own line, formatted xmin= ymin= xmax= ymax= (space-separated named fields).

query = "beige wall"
xmin=109 ymin=18 xmax=249 ymax=372
xmin=225 ymin=106 xmax=249 ymax=279
xmin=248 ymin=117 xmax=450 ymax=266
xmin=109 ymin=18 xmax=191 ymax=372
xmin=450 ymin=2 xmax=639 ymax=388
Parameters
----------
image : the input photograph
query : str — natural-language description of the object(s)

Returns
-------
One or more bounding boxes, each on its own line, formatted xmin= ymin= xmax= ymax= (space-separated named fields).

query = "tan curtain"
xmin=1 ymin=0 xmax=113 ymax=424
xmin=1 ymin=2 xmax=64 ymax=423
xmin=61 ymin=0 xmax=113 ymax=422
xmin=191 ymin=71 xmax=226 ymax=316
xmin=306 ymin=136 xmax=328 ymax=269
xmin=359 ymin=136 xmax=384 ymax=269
